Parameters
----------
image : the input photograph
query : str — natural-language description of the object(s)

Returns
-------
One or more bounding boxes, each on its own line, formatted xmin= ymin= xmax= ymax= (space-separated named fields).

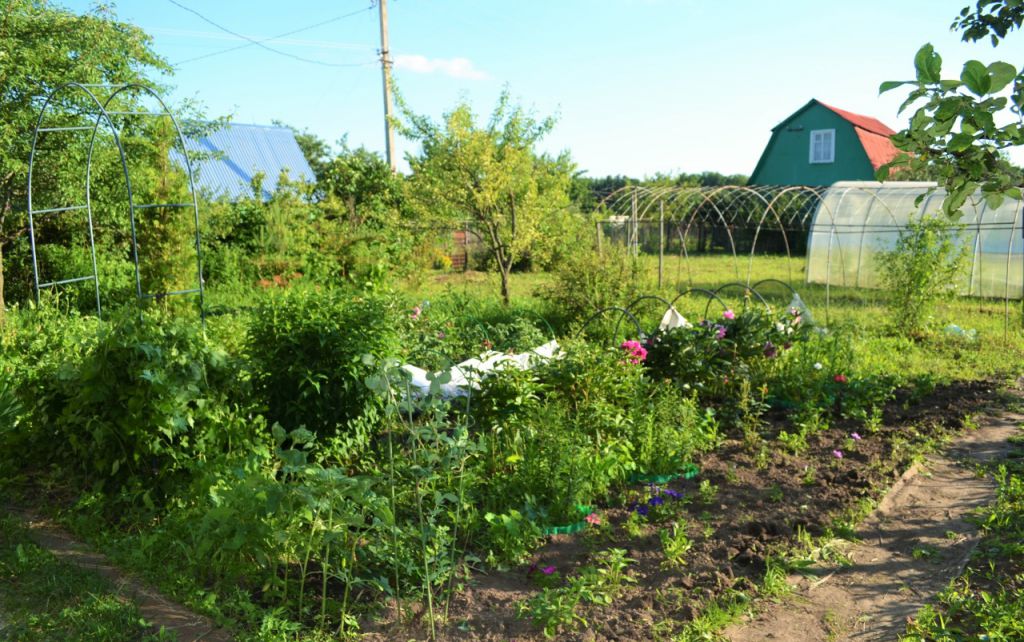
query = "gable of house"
xmin=749 ymin=100 xmax=900 ymax=186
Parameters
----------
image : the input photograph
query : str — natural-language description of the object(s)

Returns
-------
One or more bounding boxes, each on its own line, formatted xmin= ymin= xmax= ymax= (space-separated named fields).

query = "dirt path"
xmin=12 ymin=511 xmax=232 ymax=642
xmin=723 ymin=412 xmax=1021 ymax=642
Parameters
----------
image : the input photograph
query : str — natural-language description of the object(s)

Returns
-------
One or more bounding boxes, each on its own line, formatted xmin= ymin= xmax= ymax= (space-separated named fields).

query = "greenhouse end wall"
xmin=806 ymin=181 xmax=1024 ymax=300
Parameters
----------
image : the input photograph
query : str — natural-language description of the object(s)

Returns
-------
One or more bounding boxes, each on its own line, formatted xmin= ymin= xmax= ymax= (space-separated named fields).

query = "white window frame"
xmin=809 ymin=129 xmax=835 ymax=164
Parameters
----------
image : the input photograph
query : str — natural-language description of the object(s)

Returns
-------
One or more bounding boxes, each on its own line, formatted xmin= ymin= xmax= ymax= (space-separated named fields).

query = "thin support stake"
xmin=37 ymin=126 xmax=95 ymax=132
xmin=31 ymin=205 xmax=87 ymax=215
xmin=133 ymin=203 xmax=192 ymax=209
xmin=40 ymin=275 xmax=95 ymax=288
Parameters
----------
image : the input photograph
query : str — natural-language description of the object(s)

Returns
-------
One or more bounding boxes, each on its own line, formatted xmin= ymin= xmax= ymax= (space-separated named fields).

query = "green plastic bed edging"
xmin=628 ymin=462 xmax=700 ymax=484
xmin=540 ymin=505 xmax=592 ymax=536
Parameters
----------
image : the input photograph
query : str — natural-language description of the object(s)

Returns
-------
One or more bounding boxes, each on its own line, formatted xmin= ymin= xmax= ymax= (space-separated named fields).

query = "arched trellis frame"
xmin=27 ymin=82 xmax=205 ymax=319
xmin=595 ymin=183 xmax=1023 ymax=333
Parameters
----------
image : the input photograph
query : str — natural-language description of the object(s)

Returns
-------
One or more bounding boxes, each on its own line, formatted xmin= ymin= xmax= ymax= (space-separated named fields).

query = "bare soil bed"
xmin=367 ymin=379 xmax=1011 ymax=641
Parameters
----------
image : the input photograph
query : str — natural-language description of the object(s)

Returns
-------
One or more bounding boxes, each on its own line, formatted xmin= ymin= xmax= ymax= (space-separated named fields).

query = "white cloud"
xmin=394 ymin=54 xmax=488 ymax=80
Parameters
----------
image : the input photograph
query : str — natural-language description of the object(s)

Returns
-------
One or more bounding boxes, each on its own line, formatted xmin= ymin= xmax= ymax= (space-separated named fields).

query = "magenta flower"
xmin=722 ymin=309 xmax=736 ymax=320
xmin=541 ymin=565 xmax=557 ymax=575
xmin=714 ymin=324 xmax=727 ymax=340
xmin=851 ymin=432 xmax=862 ymax=441
xmin=584 ymin=512 xmax=601 ymax=526
xmin=834 ymin=374 xmax=848 ymax=384
xmin=620 ymin=340 xmax=648 ymax=364
xmin=832 ymin=450 xmax=843 ymax=459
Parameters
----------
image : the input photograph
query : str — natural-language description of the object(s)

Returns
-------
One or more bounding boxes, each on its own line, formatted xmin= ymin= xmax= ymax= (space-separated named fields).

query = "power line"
xmin=166 ymin=0 xmax=377 ymax=68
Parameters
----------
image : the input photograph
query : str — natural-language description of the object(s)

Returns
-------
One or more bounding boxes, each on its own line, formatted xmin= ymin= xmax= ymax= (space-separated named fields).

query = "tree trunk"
xmin=0 ymin=239 xmax=5 ymax=323
xmin=499 ymin=262 xmax=510 ymax=306
xmin=0 ymin=201 xmax=6 ymax=322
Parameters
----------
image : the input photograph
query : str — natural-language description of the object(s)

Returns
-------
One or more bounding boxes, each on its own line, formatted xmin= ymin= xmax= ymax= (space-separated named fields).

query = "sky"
xmin=57 ymin=0 xmax=1024 ymax=178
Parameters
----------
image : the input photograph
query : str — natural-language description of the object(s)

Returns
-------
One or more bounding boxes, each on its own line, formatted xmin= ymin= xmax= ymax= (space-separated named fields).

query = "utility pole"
xmin=378 ymin=0 xmax=397 ymax=171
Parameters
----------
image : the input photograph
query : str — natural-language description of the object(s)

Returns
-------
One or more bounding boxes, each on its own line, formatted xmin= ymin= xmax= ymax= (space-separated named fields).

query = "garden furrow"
xmin=10 ymin=510 xmax=232 ymax=642
xmin=722 ymin=413 xmax=1021 ymax=642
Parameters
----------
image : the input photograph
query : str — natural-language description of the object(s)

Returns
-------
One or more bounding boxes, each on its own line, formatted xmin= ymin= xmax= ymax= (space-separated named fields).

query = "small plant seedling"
xmin=698 ymin=479 xmax=719 ymax=505
xmin=659 ymin=521 xmax=693 ymax=569
xmin=912 ymin=544 xmax=941 ymax=561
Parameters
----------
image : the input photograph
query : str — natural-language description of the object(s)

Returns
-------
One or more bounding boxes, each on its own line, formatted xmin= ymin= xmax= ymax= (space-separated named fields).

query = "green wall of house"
xmin=749 ymin=104 xmax=876 ymax=186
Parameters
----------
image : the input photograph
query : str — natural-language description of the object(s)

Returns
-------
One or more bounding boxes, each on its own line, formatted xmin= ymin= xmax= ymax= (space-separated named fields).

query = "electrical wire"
xmin=166 ymin=0 xmax=377 ymax=68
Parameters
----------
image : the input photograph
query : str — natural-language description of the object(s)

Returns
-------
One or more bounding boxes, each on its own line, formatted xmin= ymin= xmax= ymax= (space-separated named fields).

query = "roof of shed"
xmin=178 ymin=123 xmax=315 ymax=201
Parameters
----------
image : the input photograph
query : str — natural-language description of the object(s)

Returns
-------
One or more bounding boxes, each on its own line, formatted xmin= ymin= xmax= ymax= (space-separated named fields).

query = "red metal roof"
xmin=819 ymin=102 xmax=897 ymax=137
xmin=820 ymin=101 xmax=901 ymax=170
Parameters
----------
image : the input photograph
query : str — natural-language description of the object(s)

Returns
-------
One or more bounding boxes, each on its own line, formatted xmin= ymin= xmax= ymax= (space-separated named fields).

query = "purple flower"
xmin=714 ymin=324 xmax=727 ymax=340
xmin=541 ymin=565 xmax=556 ymax=575
xmin=635 ymin=504 xmax=649 ymax=516
xmin=851 ymin=432 xmax=862 ymax=441
xmin=649 ymin=496 xmax=665 ymax=507
xmin=664 ymin=488 xmax=682 ymax=500
xmin=832 ymin=450 xmax=843 ymax=459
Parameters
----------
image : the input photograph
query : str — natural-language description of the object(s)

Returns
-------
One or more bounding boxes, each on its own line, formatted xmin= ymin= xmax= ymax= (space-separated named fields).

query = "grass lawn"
xmin=0 ymin=516 xmax=174 ymax=642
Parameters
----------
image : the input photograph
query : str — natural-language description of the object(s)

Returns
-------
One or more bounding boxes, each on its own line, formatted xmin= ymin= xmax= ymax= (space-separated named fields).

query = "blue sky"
xmin=60 ymin=1 xmax=1024 ymax=177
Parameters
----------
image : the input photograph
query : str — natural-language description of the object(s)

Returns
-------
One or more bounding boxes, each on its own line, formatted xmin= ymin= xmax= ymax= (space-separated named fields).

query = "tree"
xmin=879 ymin=1 xmax=1024 ymax=216
xmin=0 ymin=1 xmax=172 ymax=318
xmin=400 ymin=90 xmax=574 ymax=304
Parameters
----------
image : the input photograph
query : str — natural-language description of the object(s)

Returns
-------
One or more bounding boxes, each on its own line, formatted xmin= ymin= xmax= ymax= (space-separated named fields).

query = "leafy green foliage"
xmin=645 ymin=306 xmax=809 ymax=401
xmin=248 ymin=286 xmax=406 ymax=436
xmin=877 ymin=215 xmax=969 ymax=337
xmin=401 ymin=89 xmax=575 ymax=304
xmin=0 ymin=1 xmax=211 ymax=315
xmin=31 ymin=311 xmax=251 ymax=498
xmin=879 ymin=3 xmax=1024 ymax=216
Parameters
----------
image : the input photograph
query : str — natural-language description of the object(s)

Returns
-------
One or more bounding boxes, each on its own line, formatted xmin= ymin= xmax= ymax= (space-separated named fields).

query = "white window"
xmin=809 ymin=129 xmax=835 ymax=164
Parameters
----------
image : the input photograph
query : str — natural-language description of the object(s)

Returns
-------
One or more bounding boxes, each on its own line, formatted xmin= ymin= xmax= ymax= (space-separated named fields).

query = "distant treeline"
xmin=571 ymin=172 xmax=748 ymax=212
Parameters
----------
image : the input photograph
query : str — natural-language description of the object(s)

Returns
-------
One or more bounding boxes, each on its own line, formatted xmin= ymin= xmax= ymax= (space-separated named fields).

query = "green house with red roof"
xmin=749 ymin=99 xmax=901 ymax=186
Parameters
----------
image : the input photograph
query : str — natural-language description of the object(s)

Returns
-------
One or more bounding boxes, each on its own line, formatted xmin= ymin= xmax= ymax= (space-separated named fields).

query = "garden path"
xmin=11 ymin=510 xmax=232 ymax=642
xmin=722 ymin=411 xmax=1021 ymax=642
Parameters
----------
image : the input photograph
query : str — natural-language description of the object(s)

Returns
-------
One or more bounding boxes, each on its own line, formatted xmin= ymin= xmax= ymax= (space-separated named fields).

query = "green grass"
xmin=395 ymin=252 xmax=1024 ymax=382
xmin=902 ymin=451 xmax=1024 ymax=640
xmin=0 ymin=517 xmax=175 ymax=642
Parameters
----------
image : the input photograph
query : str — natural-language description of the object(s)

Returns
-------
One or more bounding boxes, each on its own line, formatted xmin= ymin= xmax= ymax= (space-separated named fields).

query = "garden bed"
xmin=364 ymin=379 xmax=1002 ymax=641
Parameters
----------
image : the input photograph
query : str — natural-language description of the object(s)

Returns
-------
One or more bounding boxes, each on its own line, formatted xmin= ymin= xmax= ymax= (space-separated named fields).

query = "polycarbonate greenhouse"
xmin=806 ymin=182 xmax=1024 ymax=300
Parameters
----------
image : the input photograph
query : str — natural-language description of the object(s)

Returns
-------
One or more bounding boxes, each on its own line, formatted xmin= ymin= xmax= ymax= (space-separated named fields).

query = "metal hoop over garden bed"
xmin=26 ymin=82 xmax=205 ymax=318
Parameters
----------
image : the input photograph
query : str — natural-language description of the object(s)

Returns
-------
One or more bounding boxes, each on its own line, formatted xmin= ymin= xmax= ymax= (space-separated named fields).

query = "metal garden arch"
xmin=27 ymin=82 xmax=204 ymax=318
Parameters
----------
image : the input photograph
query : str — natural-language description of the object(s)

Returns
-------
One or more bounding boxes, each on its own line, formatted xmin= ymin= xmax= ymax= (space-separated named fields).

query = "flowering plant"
xmin=644 ymin=307 xmax=810 ymax=399
xmin=619 ymin=339 xmax=648 ymax=365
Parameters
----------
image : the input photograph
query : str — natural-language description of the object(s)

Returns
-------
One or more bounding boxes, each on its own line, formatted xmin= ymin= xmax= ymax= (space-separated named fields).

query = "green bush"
xmin=540 ymin=243 xmax=641 ymax=324
xmin=645 ymin=306 xmax=809 ymax=400
xmin=4 ymin=309 xmax=252 ymax=499
xmin=877 ymin=214 xmax=968 ymax=337
xmin=248 ymin=286 xmax=407 ymax=436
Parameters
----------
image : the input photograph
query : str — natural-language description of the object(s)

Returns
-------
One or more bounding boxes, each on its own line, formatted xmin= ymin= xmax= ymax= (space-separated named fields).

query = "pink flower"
xmin=722 ymin=309 xmax=735 ymax=320
xmin=793 ymin=315 xmax=802 ymax=325
xmin=851 ymin=432 xmax=862 ymax=441
xmin=620 ymin=340 xmax=648 ymax=364
xmin=715 ymin=325 xmax=727 ymax=340
xmin=832 ymin=450 xmax=843 ymax=459
xmin=541 ymin=565 xmax=556 ymax=575
xmin=410 ymin=306 xmax=422 ymax=320
xmin=834 ymin=374 xmax=848 ymax=384
xmin=584 ymin=512 xmax=601 ymax=526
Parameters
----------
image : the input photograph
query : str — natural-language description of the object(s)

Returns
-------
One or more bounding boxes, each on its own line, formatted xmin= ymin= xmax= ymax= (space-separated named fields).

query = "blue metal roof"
xmin=175 ymin=123 xmax=315 ymax=202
